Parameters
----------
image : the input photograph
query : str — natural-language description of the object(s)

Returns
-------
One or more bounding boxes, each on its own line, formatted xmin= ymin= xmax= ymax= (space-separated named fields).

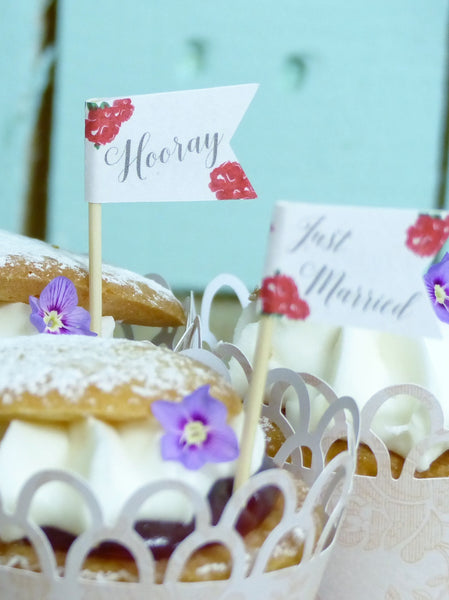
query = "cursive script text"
xmin=300 ymin=262 xmax=421 ymax=321
xmin=104 ymin=131 xmax=223 ymax=183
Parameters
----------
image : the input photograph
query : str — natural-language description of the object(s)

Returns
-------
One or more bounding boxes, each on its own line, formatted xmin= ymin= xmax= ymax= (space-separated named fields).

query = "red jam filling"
xmin=37 ymin=459 xmax=278 ymax=562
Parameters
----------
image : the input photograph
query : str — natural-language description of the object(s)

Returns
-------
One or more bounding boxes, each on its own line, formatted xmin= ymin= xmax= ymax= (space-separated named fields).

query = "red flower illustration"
xmin=209 ymin=161 xmax=257 ymax=200
xmin=406 ymin=213 xmax=449 ymax=257
xmin=111 ymin=98 xmax=134 ymax=122
xmin=85 ymin=98 xmax=134 ymax=148
xmin=260 ymin=274 xmax=310 ymax=320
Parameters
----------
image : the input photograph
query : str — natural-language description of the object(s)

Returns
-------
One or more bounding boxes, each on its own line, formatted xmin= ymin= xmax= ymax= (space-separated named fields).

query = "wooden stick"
xmin=88 ymin=202 xmax=102 ymax=336
xmin=233 ymin=314 xmax=274 ymax=491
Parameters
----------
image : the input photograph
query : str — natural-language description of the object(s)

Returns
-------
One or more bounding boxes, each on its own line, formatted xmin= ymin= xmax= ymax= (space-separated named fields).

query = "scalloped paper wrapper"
xmin=317 ymin=385 xmax=449 ymax=600
xmin=0 ymin=346 xmax=358 ymax=600
xmin=199 ymin=274 xmax=449 ymax=599
xmin=117 ymin=274 xmax=200 ymax=350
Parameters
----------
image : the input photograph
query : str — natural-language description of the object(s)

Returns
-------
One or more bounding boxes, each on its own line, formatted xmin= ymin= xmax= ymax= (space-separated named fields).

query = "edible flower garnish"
xmin=151 ymin=385 xmax=239 ymax=470
xmin=29 ymin=276 xmax=97 ymax=336
xmin=423 ymin=253 xmax=449 ymax=324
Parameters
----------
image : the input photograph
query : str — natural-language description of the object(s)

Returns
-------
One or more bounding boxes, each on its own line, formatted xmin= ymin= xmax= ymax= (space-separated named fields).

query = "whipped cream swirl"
xmin=0 ymin=413 xmax=265 ymax=542
xmin=231 ymin=302 xmax=449 ymax=471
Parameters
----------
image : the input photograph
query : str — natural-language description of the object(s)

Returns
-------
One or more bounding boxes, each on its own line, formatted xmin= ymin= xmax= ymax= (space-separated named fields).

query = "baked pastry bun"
xmin=0 ymin=335 xmax=314 ymax=582
xmin=0 ymin=229 xmax=185 ymax=327
xmin=0 ymin=335 xmax=240 ymax=422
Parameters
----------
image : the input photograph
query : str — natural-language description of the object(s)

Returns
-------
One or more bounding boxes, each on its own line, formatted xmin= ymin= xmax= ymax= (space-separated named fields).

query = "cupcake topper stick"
xmin=233 ymin=313 xmax=274 ymax=490
xmin=234 ymin=207 xmax=312 ymax=492
xmin=234 ymin=273 xmax=310 ymax=491
xmin=88 ymin=202 xmax=103 ymax=335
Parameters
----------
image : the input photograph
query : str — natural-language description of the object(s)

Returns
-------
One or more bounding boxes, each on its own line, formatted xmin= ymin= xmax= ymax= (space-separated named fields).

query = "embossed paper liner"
xmin=318 ymin=386 xmax=449 ymax=600
xmin=0 ymin=353 xmax=357 ymax=600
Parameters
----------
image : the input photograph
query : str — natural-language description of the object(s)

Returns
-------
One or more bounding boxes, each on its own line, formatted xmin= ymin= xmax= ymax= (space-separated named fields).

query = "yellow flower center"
xmin=434 ymin=284 xmax=448 ymax=305
xmin=44 ymin=310 xmax=63 ymax=332
xmin=184 ymin=421 xmax=208 ymax=446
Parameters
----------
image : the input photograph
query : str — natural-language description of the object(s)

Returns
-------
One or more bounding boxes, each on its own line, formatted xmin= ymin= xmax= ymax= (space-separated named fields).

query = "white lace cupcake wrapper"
xmin=0 ymin=344 xmax=357 ymax=599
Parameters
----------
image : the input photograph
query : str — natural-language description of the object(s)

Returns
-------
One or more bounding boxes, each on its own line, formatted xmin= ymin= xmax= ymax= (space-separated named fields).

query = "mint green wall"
xmin=3 ymin=1 xmax=449 ymax=290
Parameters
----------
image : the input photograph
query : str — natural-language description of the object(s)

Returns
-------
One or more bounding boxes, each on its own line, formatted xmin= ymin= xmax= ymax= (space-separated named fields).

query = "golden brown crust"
xmin=415 ymin=449 xmax=449 ymax=478
xmin=263 ymin=419 xmax=449 ymax=479
xmin=326 ymin=440 xmax=449 ymax=479
xmin=0 ymin=337 xmax=242 ymax=422
xmin=0 ymin=231 xmax=185 ymax=327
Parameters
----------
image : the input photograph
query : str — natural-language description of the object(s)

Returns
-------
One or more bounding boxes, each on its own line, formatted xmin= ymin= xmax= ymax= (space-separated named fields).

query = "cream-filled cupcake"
xmin=0 ymin=335 xmax=312 ymax=583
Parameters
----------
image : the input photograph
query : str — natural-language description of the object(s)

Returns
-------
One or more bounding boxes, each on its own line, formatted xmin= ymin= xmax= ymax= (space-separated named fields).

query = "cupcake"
xmin=205 ymin=275 xmax=449 ymax=599
xmin=224 ymin=280 xmax=449 ymax=474
xmin=0 ymin=335 xmax=354 ymax=599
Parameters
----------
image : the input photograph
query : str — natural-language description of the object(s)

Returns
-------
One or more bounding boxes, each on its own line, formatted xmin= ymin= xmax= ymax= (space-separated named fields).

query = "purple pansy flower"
xmin=29 ymin=276 xmax=97 ymax=336
xmin=151 ymin=385 xmax=239 ymax=470
xmin=423 ymin=252 xmax=449 ymax=324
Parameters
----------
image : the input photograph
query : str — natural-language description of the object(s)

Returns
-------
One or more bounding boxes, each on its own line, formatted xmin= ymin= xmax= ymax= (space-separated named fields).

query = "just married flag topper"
xmin=261 ymin=201 xmax=449 ymax=338
xmin=233 ymin=201 xmax=449 ymax=488
xmin=85 ymin=84 xmax=258 ymax=203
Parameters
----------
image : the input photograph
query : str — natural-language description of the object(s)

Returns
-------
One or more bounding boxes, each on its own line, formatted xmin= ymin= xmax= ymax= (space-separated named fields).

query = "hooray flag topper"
xmin=85 ymin=84 xmax=258 ymax=204
xmin=84 ymin=84 xmax=258 ymax=334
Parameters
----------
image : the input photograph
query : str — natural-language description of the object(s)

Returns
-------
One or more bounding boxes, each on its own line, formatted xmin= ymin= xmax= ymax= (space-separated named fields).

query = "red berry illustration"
xmin=406 ymin=213 xmax=449 ymax=257
xmin=209 ymin=161 xmax=257 ymax=200
xmin=111 ymin=98 xmax=134 ymax=123
xmin=260 ymin=274 xmax=310 ymax=320
xmin=85 ymin=98 xmax=134 ymax=148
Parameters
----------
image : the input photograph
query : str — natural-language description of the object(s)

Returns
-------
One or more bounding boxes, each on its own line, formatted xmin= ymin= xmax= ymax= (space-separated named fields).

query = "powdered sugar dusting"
xmin=0 ymin=336 xmax=217 ymax=404
xmin=0 ymin=230 xmax=84 ymax=276
xmin=195 ymin=562 xmax=229 ymax=577
xmin=0 ymin=229 xmax=175 ymax=302
xmin=79 ymin=569 xmax=138 ymax=583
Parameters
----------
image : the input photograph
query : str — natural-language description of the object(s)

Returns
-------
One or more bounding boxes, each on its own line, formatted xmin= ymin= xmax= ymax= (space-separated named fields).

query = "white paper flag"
xmin=262 ymin=201 xmax=449 ymax=338
xmin=84 ymin=84 xmax=258 ymax=203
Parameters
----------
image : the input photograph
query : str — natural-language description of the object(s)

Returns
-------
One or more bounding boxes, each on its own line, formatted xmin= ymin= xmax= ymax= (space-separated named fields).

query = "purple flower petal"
xmin=424 ymin=252 xmax=449 ymax=283
xmin=160 ymin=431 xmax=184 ymax=460
xmin=428 ymin=292 xmax=449 ymax=323
xmin=60 ymin=305 xmax=96 ymax=335
xmin=29 ymin=296 xmax=46 ymax=332
xmin=178 ymin=445 xmax=207 ymax=470
xmin=29 ymin=313 xmax=46 ymax=332
xmin=423 ymin=253 xmax=449 ymax=324
xmin=202 ymin=426 xmax=239 ymax=463
xmin=183 ymin=385 xmax=228 ymax=427
xmin=28 ymin=276 xmax=97 ymax=336
xmin=30 ymin=315 xmax=46 ymax=333
xmin=29 ymin=295 xmax=43 ymax=316
xmin=152 ymin=400 xmax=189 ymax=432
xmin=160 ymin=433 xmax=207 ymax=470
xmin=152 ymin=386 xmax=240 ymax=471
xmin=39 ymin=276 xmax=78 ymax=313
